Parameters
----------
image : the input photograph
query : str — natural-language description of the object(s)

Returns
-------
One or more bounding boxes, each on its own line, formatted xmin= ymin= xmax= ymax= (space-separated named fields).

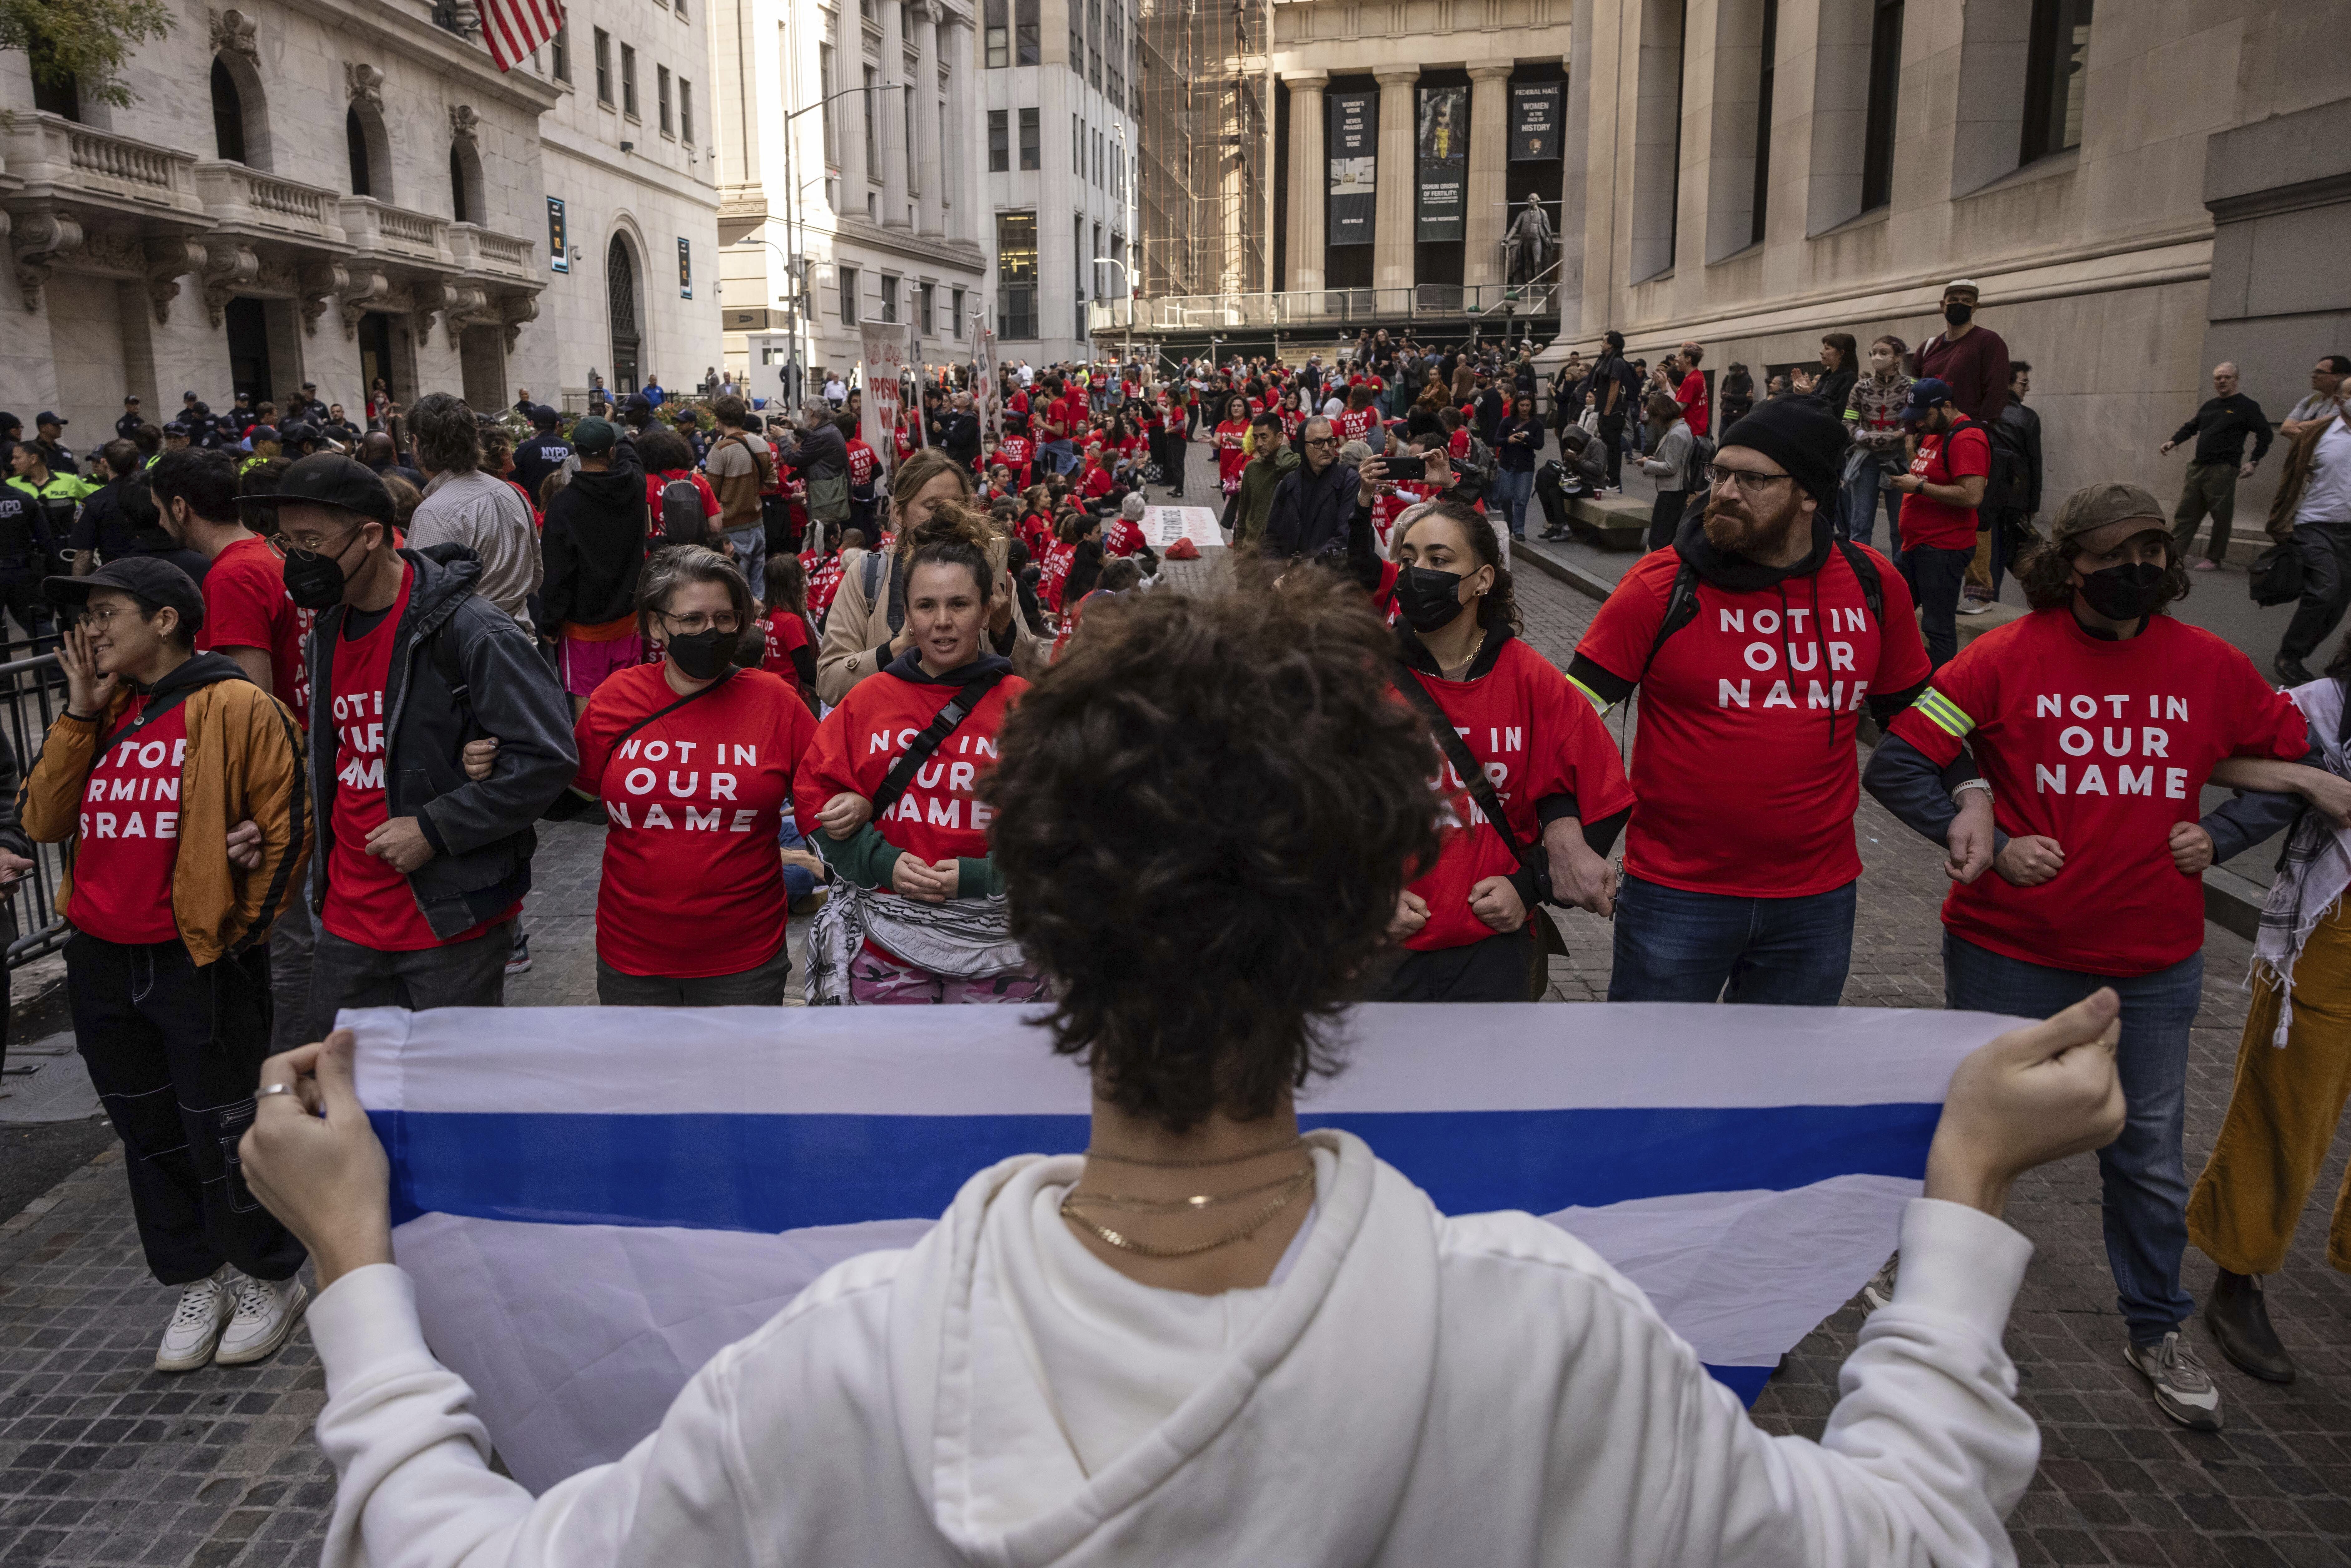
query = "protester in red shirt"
xmin=1675 ymin=344 xmax=1711 ymax=438
xmin=1865 ymin=480 xmax=2317 ymax=1433
xmin=1075 ymin=448 xmax=1116 ymax=505
xmin=1892 ymin=377 xmax=1992 ymax=669
xmin=995 ymin=426 xmax=1034 ymax=490
xmin=1379 ymin=503 xmax=1632 ymax=1001
xmin=794 ymin=533 xmax=1043 ymax=1004
xmin=758 ymin=551 xmax=822 ymax=704
xmin=640 ymin=428 xmax=720 ymax=547
xmin=1336 ymin=384 xmax=1381 ymax=449
xmin=1213 ymin=394 xmax=1252 ymax=497
xmin=1570 ymin=400 xmax=1932 ymax=1005
xmin=572 ymin=548 xmax=818 ymax=1004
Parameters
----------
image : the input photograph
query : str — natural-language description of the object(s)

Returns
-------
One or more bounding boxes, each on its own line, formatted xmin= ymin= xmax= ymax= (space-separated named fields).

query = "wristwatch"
xmin=1952 ymin=778 xmax=1993 ymax=805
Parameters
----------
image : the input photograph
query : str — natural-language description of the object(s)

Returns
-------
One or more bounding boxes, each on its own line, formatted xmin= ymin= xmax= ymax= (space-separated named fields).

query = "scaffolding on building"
xmin=1136 ymin=0 xmax=1269 ymax=299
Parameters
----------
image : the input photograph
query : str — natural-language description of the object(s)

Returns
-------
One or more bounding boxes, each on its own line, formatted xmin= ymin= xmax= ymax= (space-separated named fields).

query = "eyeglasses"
xmin=80 ymin=604 xmax=137 ymax=629
xmin=1703 ymin=464 xmax=1793 ymax=497
xmin=659 ymin=611 xmax=740 ymax=635
xmin=269 ymin=526 xmax=361 ymax=561
xmin=1303 ymin=436 xmax=1338 ymax=449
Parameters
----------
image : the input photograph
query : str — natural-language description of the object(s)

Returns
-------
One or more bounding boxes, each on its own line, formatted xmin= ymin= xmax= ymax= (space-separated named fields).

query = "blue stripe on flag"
xmin=374 ymin=1102 xmax=1939 ymax=1231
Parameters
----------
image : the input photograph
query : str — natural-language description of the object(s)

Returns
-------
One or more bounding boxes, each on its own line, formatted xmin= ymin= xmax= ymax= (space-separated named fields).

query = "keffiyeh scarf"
xmin=2251 ymin=677 xmax=2351 ymax=1045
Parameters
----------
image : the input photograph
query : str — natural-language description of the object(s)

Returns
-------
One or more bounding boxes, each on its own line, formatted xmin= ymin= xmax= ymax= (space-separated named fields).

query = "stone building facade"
xmin=0 ymin=0 xmax=719 ymax=436
xmin=711 ymin=0 xmax=989 ymax=398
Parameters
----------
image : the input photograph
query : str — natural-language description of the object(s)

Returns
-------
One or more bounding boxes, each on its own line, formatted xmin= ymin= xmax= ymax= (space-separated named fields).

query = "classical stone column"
xmin=879 ymin=0 xmax=910 ymax=227
xmin=1284 ymin=71 xmax=1328 ymax=293
xmin=1464 ymin=65 xmax=1513 ymax=289
xmin=834 ymin=17 xmax=868 ymax=213
xmin=1373 ymin=66 xmax=1417 ymax=292
xmin=944 ymin=17 xmax=977 ymax=245
xmin=913 ymin=0 xmax=945 ymax=236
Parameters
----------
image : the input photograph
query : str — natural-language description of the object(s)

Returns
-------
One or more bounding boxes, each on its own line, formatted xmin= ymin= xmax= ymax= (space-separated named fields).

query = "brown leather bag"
xmin=2267 ymin=421 xmax=2327 ymax=543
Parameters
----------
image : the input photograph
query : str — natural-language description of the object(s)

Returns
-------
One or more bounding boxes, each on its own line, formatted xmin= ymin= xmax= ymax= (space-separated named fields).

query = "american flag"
xmin=475 ymin=0 xmax=565 ymax=72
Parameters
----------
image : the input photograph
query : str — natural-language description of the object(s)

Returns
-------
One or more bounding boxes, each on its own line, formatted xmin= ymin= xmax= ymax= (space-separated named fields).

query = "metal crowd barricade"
xmin=0 ymin=646 xmax=67 ymax=968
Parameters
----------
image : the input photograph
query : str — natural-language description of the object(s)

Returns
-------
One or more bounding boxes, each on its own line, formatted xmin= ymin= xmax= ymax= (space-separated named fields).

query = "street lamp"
xmin=771 ymin=79 xmax=907 ymax=414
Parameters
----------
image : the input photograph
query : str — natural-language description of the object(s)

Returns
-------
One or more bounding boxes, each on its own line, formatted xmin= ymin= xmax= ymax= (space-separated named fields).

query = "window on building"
xmin=1069 ymin=7 xmax=1083 ymax=76
xmin=863 ymin=67 xmax=878 ymax=174
xmin=1630 ymin=0 xmax=1684 ymax=281
xmin=1019 ymin=107 xmax=1039 ymax=168
xmin=819 ymin=42 xmax=838 ymax=165
xmin=881 ymin=274 xmax=899 ymax=322
xmin=211 ymin=58 xmax=247 ymax=163
xmin=681 ymin=78 xmax=694 ymax=144
xmin=594 ymin=28 xmax=612 ymax=105
xmin=839 ymin=265 xmax=860 ymax=324
xmin=951 ymin=286 xmax=965 ymax=337
xmin=1859 ymin=0 xmax=1903 ymax=211
xmin=675 ymin=0 xmax=688 ymax=17
xmin=1092 ymin=221 xmax=1103 ymax=297
xmin=1750 ymin=0 xmax=1777 ymax=249
xmin=1072 ymin=112 xmax=1081 ymax=171
xmin=984 ymin=0 xmax=1008 ymax=66
xmin=996 ymin=211 xmax=1037 ymax=338
xmin=2020 ymin=0 xmax=2092 ymax=164
xmin=904 ymin=92 xmax=916 ymax=195
xmin=658 ymin=65 xmax=674 ymax=134
xmin=551 ymin=23 xmax=570 ymax=82
xmin=1015 ymin=0 xmax=1039 ymax=65
xmin=988 ymin=109 xmax=1009 ymax=171
xmin=621 ymin=44 xmax=639 ymax=118
xmin=919 ymin=281 xmax=936 ymax=334
xmin=449 ymin=144 xmax=470 ymax=221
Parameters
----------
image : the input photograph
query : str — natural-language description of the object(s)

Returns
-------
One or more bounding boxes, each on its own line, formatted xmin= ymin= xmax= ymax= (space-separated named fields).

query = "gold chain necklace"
xmin=1060 ymin=1166 xmax=1315 ymax=1259
xmin=1080 ymin=1135 xmax=1306 ymax=1170
xmin=1062 ymin=1168 xmax=1311 ymax=1216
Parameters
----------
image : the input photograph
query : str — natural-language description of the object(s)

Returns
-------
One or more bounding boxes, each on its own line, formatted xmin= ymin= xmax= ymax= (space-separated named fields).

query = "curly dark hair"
xmin=2012 ymin=531 xmax=2191 ymax=614
xmin=985 ymin=574 xmax=1441 ymax=1133
xmin=408 ymin=392 xmax=480 ymax=475
xmin=638 ymin=427 xmax=696 ymax=474
xmin=1396 ymin=500 xmax=1521 ymax=635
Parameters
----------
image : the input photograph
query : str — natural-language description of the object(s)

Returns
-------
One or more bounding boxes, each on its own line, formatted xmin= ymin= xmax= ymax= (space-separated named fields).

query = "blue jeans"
xmin=1490 ymin=467 xmax=1534 ymax=539
xmin=1842 ymin=460 xmax=1901 ymax=548
xmin=1607 ymin=873 xmax=1856 ymax=1005
xmin=1898 ymin=543 xmax=1972 ymax=670
xmin=1942 ymin=933 xmax=2201 ymax=1345
xmin=1041 ymin=439 xmax=1077 ymax=477
xmin=778 ymin=813 xmax=820 ymax=903
xmin=726 ymin=525 xmax=766 ymax=603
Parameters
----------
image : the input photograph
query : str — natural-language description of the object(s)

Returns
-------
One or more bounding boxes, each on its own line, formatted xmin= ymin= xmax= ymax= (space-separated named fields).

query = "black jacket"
xmin=1261 ymin=458 xmax=1360 ymax=561
xmin=2169 ymin=393 xmax=2272 ymax=469
xmin=1990 ymin=402 xmax=2045 ymax=515
xmin=941 ymin=412 xmax=982 ymax=465
xmin=541 ymin=468 xmax=648 ymax=630
xmin=782 ymin=421 xmax=848 ymax=479
xmin=305 ymin=545 xmax=577 ymax=940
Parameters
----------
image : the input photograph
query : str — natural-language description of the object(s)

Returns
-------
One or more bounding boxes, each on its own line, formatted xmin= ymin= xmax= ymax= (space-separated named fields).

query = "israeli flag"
xmin=351 ymin=1003 xmax=2007 ymax=1493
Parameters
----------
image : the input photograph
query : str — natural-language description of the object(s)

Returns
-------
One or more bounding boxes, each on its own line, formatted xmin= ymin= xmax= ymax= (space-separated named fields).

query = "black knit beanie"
xmin=1716 ymin=399 xmax=1848 ymax=504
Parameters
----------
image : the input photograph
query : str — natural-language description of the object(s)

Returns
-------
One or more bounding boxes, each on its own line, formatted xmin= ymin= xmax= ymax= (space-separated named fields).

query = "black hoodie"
xmin=542 ymin=466 xmax=649 ymax=630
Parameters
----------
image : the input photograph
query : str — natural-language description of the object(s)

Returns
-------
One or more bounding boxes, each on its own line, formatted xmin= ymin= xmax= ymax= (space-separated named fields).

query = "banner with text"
xmin=860 ymin=323 xmax=907 ymax=479
xmin=1511 ymin=81 xmax=1562 ymax=161
xmin=1327 ymin=91 xmax=1377 ymax=247
xmin=1416 ymin=85 xmax=1468 ymax=242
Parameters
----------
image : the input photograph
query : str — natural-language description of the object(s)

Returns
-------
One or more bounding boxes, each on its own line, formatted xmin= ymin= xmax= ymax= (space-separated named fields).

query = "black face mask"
xmin=1395 ymin=565 xmax=1470 ymax=635
xmin=282 ymin=530 xmax=364 ymax=612
xmin=1943 ymin=302 xmax=1975 ymax=327
xmin=2077 ymin=561 xmax=2167 ymax=623
xmin=665 ymin=627 xmax=733 ymax=681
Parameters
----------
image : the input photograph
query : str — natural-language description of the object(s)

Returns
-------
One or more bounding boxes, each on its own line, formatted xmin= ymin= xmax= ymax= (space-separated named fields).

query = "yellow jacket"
xmin=22 ymin=655 xmax=308 ymax=964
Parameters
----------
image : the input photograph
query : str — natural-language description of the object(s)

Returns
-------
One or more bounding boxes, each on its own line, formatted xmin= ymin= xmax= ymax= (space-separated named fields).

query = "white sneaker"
xmin=2124 ymin=1332 xmax=2224 ymax=1431
xmin=1955 ymin=598 xmax=1996 ymax=615
xmin=1860 ymin=1253 xmax=1899 ymax=1313
xmin=213 ymin=1272 xmax=309 ymax=1366
xmin=155 ymin=1269 xmax=233 ymax=1373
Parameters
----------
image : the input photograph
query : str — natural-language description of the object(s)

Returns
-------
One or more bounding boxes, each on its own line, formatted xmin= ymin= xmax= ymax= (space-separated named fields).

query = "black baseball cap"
xmin=35 ymin=411 xmax=64 ymax=428
xmin=123 ymin=394 xmax=140 ymax=405
xmin=235 ymin=452 xmax=395 ymax=526
xmin=46 ymin=556 xmax=205 ymax=633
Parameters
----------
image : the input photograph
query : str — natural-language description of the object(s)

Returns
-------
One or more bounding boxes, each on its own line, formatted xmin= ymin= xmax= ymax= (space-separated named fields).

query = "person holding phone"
xmin=1490 ymin=394 xmax=1545 ymax=543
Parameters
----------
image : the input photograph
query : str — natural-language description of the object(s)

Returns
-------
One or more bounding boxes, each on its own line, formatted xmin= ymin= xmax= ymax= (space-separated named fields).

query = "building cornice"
xmin=289 ymin=0 xmax=565 ymax=114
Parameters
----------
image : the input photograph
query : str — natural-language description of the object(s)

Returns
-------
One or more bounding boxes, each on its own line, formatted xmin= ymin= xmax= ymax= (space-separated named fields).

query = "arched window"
xmin=211 ymin=59 xmax=247 ymax=162
xmin=347 ymin=106 xmax=372 ymax=195
xmin=449 ymin=146 xmax=470 ymax=222
xmin=607 ymin=236 xmax=641 ymax=394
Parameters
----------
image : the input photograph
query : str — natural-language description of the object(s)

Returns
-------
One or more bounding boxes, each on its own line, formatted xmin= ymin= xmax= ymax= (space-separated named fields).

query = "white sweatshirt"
xmin=311 ymin=1130 xmax=2038 ymax=1567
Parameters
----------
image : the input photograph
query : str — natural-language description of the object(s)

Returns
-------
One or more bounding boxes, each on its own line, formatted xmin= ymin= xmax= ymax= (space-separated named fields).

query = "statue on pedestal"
xmin=1503 ymin=196 xmax=1555 ymax=287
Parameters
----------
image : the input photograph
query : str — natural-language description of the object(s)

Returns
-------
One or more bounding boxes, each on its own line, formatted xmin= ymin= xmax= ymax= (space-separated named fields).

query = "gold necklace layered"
xmin=1060 ymin=1165 xmax=1316 ymax=1259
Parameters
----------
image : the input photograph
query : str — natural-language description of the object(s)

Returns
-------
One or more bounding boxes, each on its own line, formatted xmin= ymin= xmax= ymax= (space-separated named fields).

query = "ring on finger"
xmin=257 ymin=1082 xmax=299 ymax=1099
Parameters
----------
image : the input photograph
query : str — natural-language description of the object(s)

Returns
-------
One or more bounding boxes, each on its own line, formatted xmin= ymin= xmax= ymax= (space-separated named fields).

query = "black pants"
xmin=304 ymin=919 xmax=511 ymax=1041
xmin=2281 ymin=519 xmax=2351 ymax=665
xmin=1598 ymin=413 xmax=1627 ymax=488
xmin=1647 ymin=487 xmax=1686 ymax=551
xmin=1373 ymin=927 xmax=1535 ymax=1002
xmin=595 ymin=941 xmax=792 ymax=1005
xmin=66 ymin=933 xmax=306 ymax=1286
xmin=1900 ymin=543 xmax=1973 ymax=669
xmin=0 ymin=569 xmax=55 ymax=654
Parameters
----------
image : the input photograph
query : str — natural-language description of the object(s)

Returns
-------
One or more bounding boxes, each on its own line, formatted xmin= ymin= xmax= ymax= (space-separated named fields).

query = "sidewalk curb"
xmin=1508 ymin=540 xmax=2271 ymax=942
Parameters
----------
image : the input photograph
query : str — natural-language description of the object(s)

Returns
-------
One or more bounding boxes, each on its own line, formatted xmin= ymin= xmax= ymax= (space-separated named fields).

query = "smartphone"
xmin=1384 ymin=454 xmax=1426 ymax=481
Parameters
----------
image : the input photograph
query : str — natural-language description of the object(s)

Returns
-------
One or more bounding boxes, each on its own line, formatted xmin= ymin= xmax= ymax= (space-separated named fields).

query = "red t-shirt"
xmin=845 ymin=439 xmax=879 ymax=491
xmin=645 ymin=470 xmax=721 ymax=529
xmin=807 ymin=554 xmax=845 ymax=617
xmin=1675 ymin=370 xmax=1710 ymax=439
xmin=1898 ymin=422 xmax=1991 ymax=552
xmin=1889 ymin=610 xmax=2309 ymax=976
xmin=1401 ymin=639 xmax=1636 ymax=952
xmin=1575 ymin=544 xmax=1931 ymax=897
xmin=1281 ymin=407 xmax=1307 ymax=439
xmin=576 ymin=664 xmax=818 ymax=978
xmin=198 ymin=534 xmax=314 ymax=726
xmin=894 ymin=426 xmax=919 ymax=462
xmin=322 ymin=568 xmax=509 ymax=950
xmin=792 ymin=667 xmax=1029 ymax=867
xmin=1448 ymin=427 xmax=1472 ymax=463
xmin=1214 ymin=420 xmax=1251 ymax=489
xmin=1076 ymin=465 xmax=1113 ymax=501
xmin=1039 ymin=539 xmax=1077 ymax=613
xmin=996 ymin=434 xmax=1033 ymax=488
xmin=1336 ymin=407 xmax=1378 ymax=446
xmin=1104 ymin=517 xmax=1148 ymax=558
xmin=66 ymin=697 xmax=187 ymax=945
xmin=759 ymin=608 xmax=812 ymax=686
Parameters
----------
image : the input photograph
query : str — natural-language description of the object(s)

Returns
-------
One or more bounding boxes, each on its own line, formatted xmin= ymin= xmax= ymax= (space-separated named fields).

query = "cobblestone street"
xmin=0 ymin=459 xmax=2346 ymax=1565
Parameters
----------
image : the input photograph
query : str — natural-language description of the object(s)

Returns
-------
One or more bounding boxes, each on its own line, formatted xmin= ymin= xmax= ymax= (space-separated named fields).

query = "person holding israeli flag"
xmin=246 ymin=571 xmax=2127 ymax=1568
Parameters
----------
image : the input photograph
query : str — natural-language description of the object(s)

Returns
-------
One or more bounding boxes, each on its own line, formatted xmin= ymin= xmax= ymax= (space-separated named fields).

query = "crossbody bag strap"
xmin=1394 ymin=671 xmax=1531 ymax=865
xmin=91 ymin=683 xmax=204 ymax=763
xmin=606 ymin=669 xmax=735 ymax=758
xmin=870 ymin=669 xmax=1008 ymax=820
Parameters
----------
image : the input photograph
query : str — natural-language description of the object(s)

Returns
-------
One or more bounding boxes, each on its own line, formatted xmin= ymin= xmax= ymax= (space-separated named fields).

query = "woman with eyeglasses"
xmin=573 ymin=546 xmax=818 ymax=1004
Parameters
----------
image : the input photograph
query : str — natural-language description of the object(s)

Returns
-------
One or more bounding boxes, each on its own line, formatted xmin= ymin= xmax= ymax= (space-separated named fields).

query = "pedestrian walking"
xmin=27 ymin=560 xmax=310 ymax=1372
xmin=1491 ymin=393 xmax=1545 ymax=542
xmin=1865 ymin=480 xmax=2315 ymax=1432
xmin=1888 ymin=378 xmax=1990 ymax=665
xmin=2280 ymin=354 xmax=2349 ymax=441
xmin=2160 ymin=362 xmax=2271 ymax=571
xmin=1983 ymin=362 xmax=2045 ymax=598
xmin=2273 ymin=390 xmax=2351 ymax=686
xmin=1570 ymin=399 xmax=1932 ymax=1005
xmin=1637 ymin=393 xmax=1695 ymax=551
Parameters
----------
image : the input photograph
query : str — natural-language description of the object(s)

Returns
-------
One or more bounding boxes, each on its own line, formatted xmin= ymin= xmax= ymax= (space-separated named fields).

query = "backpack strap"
xmin=870 ymin=668 xmax=1008 ymax=820
xmin=1834 ymin=539 xmax=1885 ymax=624
xmin=1635 ymin=560 xmax=1706 ymax=683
